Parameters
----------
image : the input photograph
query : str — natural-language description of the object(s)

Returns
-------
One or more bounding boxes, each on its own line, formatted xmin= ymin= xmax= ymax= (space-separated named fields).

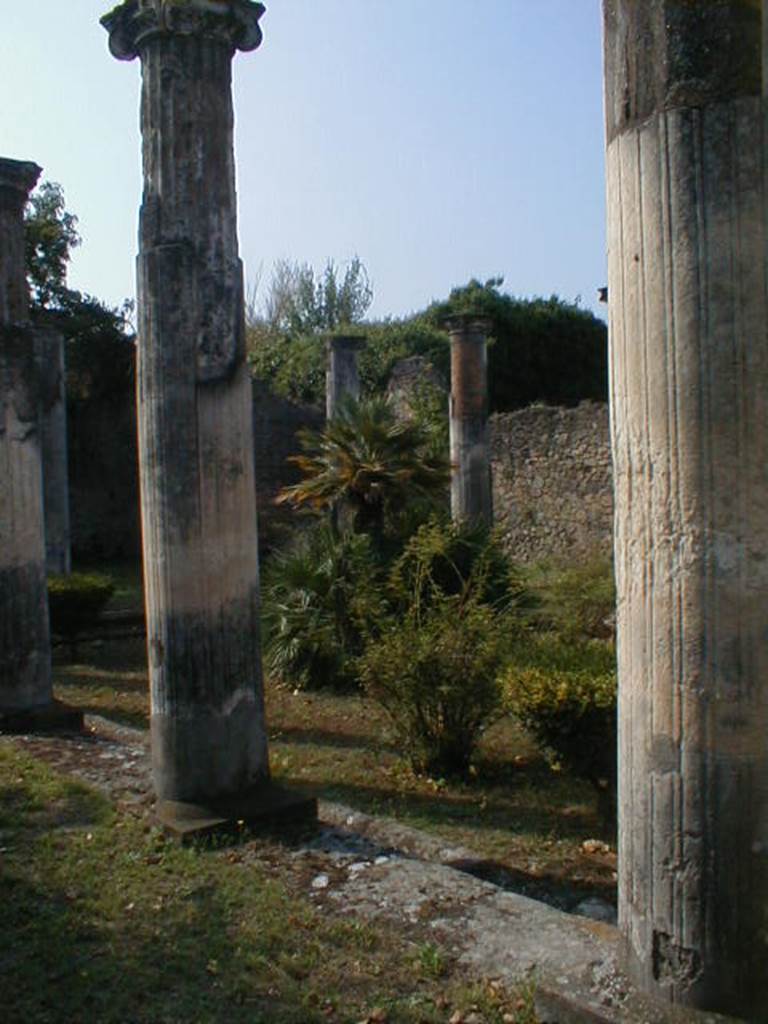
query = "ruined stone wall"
xmin=67 ymin=379 xmax=322 ymax=561
xmin=490 ymin=401 xmax=612 ymax=563
xmin=68 ymin=391 xmax=140 ymax=562
xmin=251 ymin=381 xmax=323 ymax=499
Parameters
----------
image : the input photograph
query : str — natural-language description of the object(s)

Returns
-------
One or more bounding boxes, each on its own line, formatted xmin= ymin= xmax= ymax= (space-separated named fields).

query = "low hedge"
xmin=501 ymin=635 xmax=617 ymax=825
xmin=47 ymin=572 xmax=115 ymax=641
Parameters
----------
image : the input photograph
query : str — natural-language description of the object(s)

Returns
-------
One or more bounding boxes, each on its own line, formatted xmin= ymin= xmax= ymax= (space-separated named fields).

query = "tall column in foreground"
xmin=0 ymin=162 xmax=80 ymax=730
xmin=0 ymin=160 xmax=50 ymax=716
xmin=604 ymin=1 xmax=768 ymax=1015
xmin=102 ymin=0 xmax=314 ymax=832
xmin=446 ymin=316 xmax=492 ymax=526
xmin=326 ymin=333 xmax=365 ymax=420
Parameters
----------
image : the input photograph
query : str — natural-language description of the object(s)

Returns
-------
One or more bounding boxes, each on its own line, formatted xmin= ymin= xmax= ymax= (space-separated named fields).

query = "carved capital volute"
xmin=101 ymin=0 xmax=266 ymax=61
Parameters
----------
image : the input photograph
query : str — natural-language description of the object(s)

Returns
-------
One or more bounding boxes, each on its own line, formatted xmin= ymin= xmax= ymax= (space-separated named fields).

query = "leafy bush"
xmin=261 ymin=525 xmax=385 ymax=691
xmin=521 ymin=557 xmax=615 ymax=641
xmin=247 ymin=316 xmax=448 ymax=409
xmin=357 ymin=319 xmax=449 ymax=400
xmin=248 ymin=275 xmax=606 ymax=415
xmin=388 ymin=516 xmax=516 ymax=615
xmin=247 ymin=326 xmax=325 ymax=406
xmin=501 ymin=634 xmax=617 ymax=824
xmin=47 ymin=572 xmax=115 ymax=642
xmin=359 ymin=594 xmax=506 ymax=777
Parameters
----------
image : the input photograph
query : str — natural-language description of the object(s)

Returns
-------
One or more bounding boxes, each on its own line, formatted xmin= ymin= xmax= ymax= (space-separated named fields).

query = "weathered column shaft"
xmin=0 ymin=159 xmax=52 ymax=711
xmin=103 ymin=1 xmax=268 ymax=804
xmin=447 ymin=317 xmax=492 ymax=526
xmin=604 ymin=1 xmax=768 ymax=1015
xmin=326 ymin=334 xmax=364 ymax=419
xmin=37 ymin=326 xmax=71 ymax=576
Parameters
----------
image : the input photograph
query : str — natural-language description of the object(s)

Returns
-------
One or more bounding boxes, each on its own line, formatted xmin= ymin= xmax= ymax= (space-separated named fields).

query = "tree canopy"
xmin=24 ymin=181 xmax=81 ymax=310
xmin=259 ymin=256 xmax=373 ymax=335
xmin=24 ymin=180 xmax=135 ymax=398
xmin=426 ymin=277 xmax=608 ymax=411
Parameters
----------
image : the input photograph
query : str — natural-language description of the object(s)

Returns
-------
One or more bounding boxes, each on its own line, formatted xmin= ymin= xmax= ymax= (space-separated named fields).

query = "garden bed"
xmin=52 ymin=634 xmax=617 ymax=911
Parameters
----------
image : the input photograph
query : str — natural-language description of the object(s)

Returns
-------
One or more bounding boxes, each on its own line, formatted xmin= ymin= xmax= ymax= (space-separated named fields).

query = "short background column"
xmin=447 ymin=316 xmax=492 ymax=526
xmin=326 ymin=334 xmax=365 ymax=420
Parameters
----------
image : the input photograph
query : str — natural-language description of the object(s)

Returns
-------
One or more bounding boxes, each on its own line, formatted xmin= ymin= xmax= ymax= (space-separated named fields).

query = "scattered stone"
xmin=581 ymin=839 xmax=610 ymax=856
xmin=311 ymin=874 xmax=330 ymax=890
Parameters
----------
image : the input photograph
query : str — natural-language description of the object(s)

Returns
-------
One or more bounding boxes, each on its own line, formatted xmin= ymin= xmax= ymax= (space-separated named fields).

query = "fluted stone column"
xmin=0 ymin=160 xmax=49 ymax=714
xmin=36 ymin=325 xmax=71 ymax=576
xmin=446 ymin=316 xmax=492 ymax=526
xmin=604 ymin=2 xmax=768 ymax=1016
xmin=326 ymin=333 xmax=365 ymax=420
xmin=102 ymin=0 xmax=314 ymax=833
xmin=0 ymin=160 xmax=81 ymax=732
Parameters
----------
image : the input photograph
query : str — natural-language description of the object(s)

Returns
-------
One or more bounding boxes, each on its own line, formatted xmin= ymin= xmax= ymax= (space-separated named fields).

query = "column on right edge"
xmin=603 ymin=1 xmax=768 ymax=1015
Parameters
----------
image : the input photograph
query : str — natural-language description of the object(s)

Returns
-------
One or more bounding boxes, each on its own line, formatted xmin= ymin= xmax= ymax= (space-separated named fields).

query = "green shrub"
xmin=248 ymin=276 xmax=607 ymax=414
xmin=261 ymin=525 xmax=385 ymax=691
xmin=521 ymin=557 xmax=616 ymax=641
xmin=501 ymin=634 xmax=617 ymax=824
xmin=357 ymin=319 xmax=449 ymax=400
xmin=388 ymin=516 xmax=517 ymax=615
xmin=47 ymin=572 xmax=115 ymax=641
xmin=247 ymin=316 xmax=448 ymax=409
xmin=359 ymin=594 xmax=507 ymax=777
xmin=247 ymin=327 xmax=325 ymax=406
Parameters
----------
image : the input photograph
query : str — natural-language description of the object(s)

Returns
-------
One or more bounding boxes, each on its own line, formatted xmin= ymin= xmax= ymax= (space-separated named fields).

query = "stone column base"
xmin=155 ymin=783 xmax=318 ymax=843
xmin=0 ymin=699 xmax=84 ymax=734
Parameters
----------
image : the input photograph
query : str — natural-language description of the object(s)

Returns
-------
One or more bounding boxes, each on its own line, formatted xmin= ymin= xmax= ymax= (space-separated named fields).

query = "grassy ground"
xmin=5 ymin=570 xmax=618 ymax=1022
xmin=52 ymin=633 xmax=617 ymax=903
xmin=0 ymin=743 xmax=538 ymax=1024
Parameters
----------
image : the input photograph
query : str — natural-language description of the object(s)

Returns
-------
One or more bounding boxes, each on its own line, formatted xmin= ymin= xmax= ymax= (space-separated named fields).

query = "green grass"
xmin=53 ymin=636 xmax=617 ymax=900
xmin=52 ymin=638 xmax=149 ymax=728
xmin=0 ymin=743 xmax=538 ymax=1024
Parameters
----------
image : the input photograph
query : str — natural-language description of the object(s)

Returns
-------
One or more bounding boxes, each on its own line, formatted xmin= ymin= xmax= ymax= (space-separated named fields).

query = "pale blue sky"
xmin=2 ymin=1 xmax=607 ymax=320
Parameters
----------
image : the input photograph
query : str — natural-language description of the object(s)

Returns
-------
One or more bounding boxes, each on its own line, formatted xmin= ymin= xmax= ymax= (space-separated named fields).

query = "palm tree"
xmin=277 ymin=396 xmax=450 ymax=539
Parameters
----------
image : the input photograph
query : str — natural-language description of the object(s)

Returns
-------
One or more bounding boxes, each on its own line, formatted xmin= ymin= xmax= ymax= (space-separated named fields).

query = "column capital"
xmin=0 ymin=159 xmax=41 ymax=201
xmin=443 ymin=314 xmax=492 ymax=338
xmin=326 ymin=333 xmax=366 ymax=353
xmin=101 ymin=0 xmax=266 ymax=61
